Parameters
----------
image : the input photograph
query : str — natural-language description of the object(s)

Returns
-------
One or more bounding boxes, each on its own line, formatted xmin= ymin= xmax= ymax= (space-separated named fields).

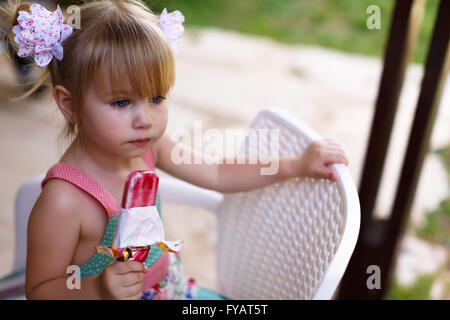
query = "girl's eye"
xmin=111 ymin=99 xmax=130 ymax=108
xmin=150 ymin=96 xmax=165 ymax=104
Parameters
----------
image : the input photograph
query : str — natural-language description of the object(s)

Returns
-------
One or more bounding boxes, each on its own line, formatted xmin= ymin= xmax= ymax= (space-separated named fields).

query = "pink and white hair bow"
xmin=158 ymin=8 xmax=185 ymax=54
xmin=12 ymin=4 xmax=73 ymax=68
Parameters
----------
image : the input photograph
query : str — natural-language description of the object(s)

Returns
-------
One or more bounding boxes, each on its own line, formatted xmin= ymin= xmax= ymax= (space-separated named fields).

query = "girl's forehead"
xmin=90 ymin=65 xmax=165 ymax=100
xmin=92 ymin=68 xmax=135 ymax=98
xmin=95 ymin=81 xmax=134 ymax=98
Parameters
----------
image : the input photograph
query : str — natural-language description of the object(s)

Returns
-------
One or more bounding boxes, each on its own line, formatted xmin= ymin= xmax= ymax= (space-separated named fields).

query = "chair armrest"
xmin=159 ymin=175 xmax=224 ymax=214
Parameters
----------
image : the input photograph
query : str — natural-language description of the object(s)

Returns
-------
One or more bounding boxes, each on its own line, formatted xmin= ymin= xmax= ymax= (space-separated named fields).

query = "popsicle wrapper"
xmin=112 ymin=205 xmax=183 ymax=251
xmin=95 ymin=170 xmax=183 ymax=262
xmin=95 ymin=245 xmax=150 ymax=262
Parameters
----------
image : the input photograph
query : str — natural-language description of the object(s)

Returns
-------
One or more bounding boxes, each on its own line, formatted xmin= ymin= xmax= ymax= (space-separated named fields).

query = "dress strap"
xmin=40 ymin=148 xmax=157 ymax=220
xmin=41 ymin=163 xmax=121 ymax=219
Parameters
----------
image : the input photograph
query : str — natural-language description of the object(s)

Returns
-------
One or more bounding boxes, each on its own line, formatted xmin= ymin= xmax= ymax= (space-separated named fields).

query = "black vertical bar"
xmin=338 ymin=0 xmax=418 ymax=299
xmin=380 ymin=0 xmax=450 ymax=297
xmin=357 ymin=0 xmax=417 ymax=227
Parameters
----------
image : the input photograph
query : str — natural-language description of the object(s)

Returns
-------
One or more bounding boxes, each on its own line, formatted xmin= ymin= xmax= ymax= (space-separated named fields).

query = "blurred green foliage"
xmin=393 ymin=144 xmax=450 ymax=300
xmin=433 ymin=145 xmax=450 ymax=177
xmin=59 ymin=0 xmax=440 ymax=64
xmin=145 ymin=0 xmax=440 ymax=64
xmin=415 ymin=145 xmax=450 ymax=247
xmin=416 ymin=199 xmax=450 ymax=246
xmin=388 ymin=274 xmax=436 ymax=300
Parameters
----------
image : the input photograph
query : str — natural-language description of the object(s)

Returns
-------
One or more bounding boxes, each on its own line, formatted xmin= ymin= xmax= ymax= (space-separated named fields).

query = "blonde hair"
xmin=1 ymin=0 xmax=176 ymax=152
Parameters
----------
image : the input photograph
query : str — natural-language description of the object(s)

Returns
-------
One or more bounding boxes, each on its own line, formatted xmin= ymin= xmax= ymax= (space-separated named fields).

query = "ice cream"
xmin=95 ymin=170 xmax=183 ymax=262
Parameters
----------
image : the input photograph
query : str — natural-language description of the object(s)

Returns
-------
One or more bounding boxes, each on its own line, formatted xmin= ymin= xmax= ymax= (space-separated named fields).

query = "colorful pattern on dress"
xmin=141 ymin=252 xmax=199 ymax=300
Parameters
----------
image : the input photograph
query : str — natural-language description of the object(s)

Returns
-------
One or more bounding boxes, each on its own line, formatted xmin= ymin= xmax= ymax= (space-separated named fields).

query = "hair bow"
xmin=12 ymin=4 xmax=73 ymax=68
xmin=158 ymin=8 xmax=185 ymax=54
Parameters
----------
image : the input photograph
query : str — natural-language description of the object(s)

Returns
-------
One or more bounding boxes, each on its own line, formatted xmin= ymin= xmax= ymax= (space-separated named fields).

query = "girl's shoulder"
xmin=40 ymin=177 xmax=100 ymax=208
xmin=41 ymin=157 xmax=122 ymax=219
xmin=37 ymin=178 xmax=105 ymax=222
xmin=28 ymin=179 xmax=84 ymax=249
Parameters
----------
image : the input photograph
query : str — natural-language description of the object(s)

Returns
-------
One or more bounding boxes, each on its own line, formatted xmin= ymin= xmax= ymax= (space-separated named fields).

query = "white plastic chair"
xmin=0 ymin=108 xmax=360 ymax=300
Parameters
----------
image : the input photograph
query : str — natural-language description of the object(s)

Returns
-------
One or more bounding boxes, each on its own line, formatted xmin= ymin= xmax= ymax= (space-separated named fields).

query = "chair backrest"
xmin=215 ymin=108 xmax=360 ymax=299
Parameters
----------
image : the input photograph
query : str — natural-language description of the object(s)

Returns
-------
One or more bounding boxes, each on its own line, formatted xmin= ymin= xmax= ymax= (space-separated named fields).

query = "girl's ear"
xmin=53 ymin=85 xmax=75 ymax=122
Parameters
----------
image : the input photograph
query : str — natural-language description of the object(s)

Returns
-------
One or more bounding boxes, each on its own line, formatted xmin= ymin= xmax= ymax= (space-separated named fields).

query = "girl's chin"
xmin=125 ymin=145 xmax=150 ymax=156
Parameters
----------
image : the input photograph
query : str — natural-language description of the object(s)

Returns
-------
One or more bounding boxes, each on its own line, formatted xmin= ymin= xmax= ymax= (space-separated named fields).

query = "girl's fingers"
xmin=123 ymin=283 xmax=143 ymax=299
xmin=320 ymin=140 xmax=347 ymax=158
xmin=321 ymin=139 xmax=341 ymax=148
xmin=316 ymin=167 xmax=337 ymax=181
xmin=115 ymin=261 xmax=146 ymax=274
xmin=324 ymin=152 xmax=349 ymax=166
xmin=322 ymin=145 xmax=346 ymax=155
xmin=121 ymin=271 xmax=145 ymax=287
xmin=329 ymin=170 xmax=338 ymax=181
xmin=130 ymin=292 xmax=143 ymax=300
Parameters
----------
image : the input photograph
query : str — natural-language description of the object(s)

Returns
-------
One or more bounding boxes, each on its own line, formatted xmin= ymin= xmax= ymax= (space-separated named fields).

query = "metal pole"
xmin=381 ymin=0 xmax=450 ymax=297
xmin=337 ymin=0 xmax=424 ymax=299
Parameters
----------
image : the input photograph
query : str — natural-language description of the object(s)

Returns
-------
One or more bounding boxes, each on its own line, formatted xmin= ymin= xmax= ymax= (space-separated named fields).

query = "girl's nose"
xmin=132 ymin=102 xmax=153 ymax=129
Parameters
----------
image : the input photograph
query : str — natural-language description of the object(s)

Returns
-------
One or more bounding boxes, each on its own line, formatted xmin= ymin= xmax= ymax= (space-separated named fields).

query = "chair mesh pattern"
xmin=216 ymin=112 xmax=346 ymax=299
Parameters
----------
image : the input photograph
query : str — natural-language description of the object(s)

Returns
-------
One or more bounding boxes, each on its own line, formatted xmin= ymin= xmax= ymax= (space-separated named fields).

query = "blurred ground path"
xmin=0 ymin=27 xmax=448 ymax=297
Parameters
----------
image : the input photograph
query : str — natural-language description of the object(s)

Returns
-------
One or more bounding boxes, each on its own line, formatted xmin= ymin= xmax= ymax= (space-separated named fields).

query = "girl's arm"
xmin=26 ymin=274 xmax=102 ymax=300
xmin=154 ymin=134 xmax=348 ymax=193
xmin=25 ymin=180 xmax=102 ymax=299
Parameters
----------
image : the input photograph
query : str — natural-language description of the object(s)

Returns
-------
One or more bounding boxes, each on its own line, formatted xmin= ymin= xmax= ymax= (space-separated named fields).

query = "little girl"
xmin=2 ymin=0 xmax=348 ymax=300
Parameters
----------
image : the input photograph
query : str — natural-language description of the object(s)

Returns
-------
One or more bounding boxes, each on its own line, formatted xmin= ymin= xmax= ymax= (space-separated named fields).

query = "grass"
xmin=415 ymin=198 xmax=450 ymax=246
xmin=59 ymin=0 xmax=440 ymax=64
xmin=415 ymin=145 xmax=450 ymax=247
xmin=433 ymin=145 xmax=450 ymax=177
xmin=388 ymin=144 xmax=450 ymax=299
xmin=146 ymin=0 xmax=440 ymax=64
xmin=388 ymin=274 xmax=436 ymax=300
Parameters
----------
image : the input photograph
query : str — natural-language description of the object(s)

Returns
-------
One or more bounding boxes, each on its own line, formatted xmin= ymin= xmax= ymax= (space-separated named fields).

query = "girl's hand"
xmin=97 ymin=260 xmax=147 ymax=300
xmin=295 ymin=139 xmax=349 ymax=181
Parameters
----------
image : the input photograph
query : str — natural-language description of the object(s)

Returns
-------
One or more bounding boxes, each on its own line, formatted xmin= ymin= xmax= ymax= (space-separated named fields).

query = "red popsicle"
xmin=121 ymin=170 xmax=159 ymax=208
xmin=96 ymin=170 xmax=181 ymax=261
xmin=118 ymin=170 xmax=159 ymax=262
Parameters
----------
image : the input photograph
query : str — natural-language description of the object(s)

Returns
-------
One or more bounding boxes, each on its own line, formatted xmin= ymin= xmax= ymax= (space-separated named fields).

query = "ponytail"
xmin=0 ymin=0 xmax=50 ymax=100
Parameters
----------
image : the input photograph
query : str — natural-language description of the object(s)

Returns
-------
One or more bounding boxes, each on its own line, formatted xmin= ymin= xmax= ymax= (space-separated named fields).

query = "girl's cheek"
xmin=108 ymin=120 xmax=122 ymax=131
xmin=156 ymin=110 xmax=169 ymax=127
xmin=105 ymin=114 xmax=127 ymax=131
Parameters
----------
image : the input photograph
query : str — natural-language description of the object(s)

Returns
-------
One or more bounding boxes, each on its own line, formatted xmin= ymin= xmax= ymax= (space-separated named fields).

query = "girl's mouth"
xmin=129 ymin=138 xmax=151 ymax=147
